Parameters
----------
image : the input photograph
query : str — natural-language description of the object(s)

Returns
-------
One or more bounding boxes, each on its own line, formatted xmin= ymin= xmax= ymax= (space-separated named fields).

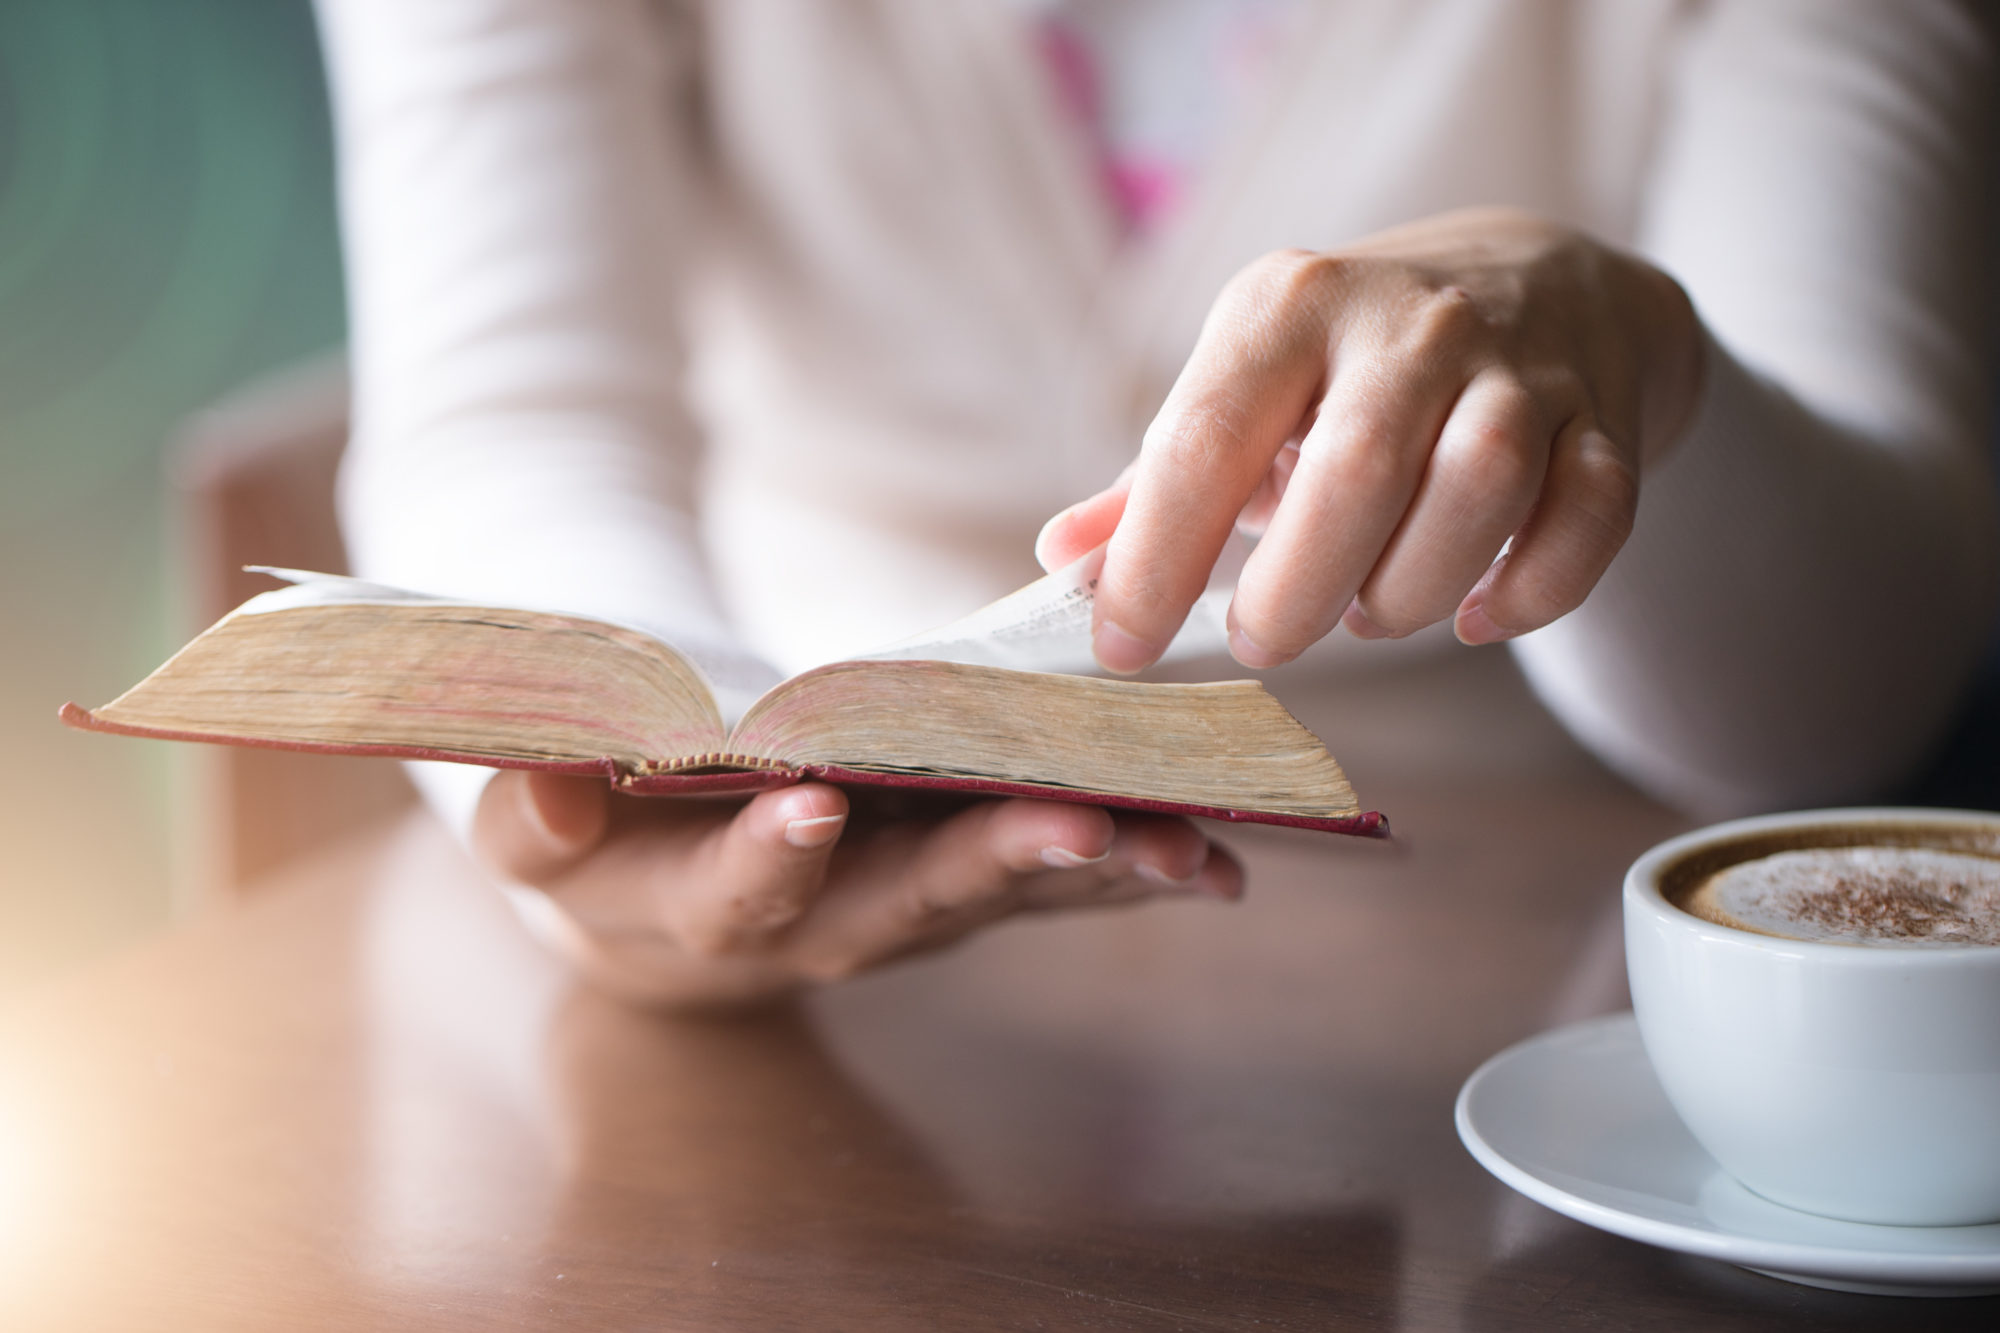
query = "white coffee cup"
xmin=1624 ymin=807 xmax=2000 ymax=1227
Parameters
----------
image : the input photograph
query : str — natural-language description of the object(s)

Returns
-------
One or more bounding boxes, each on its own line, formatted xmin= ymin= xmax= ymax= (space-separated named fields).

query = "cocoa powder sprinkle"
xmin=1685 ymin=847 xmax=2000 ymax=947
xmin=1777 ymin=876 xmax=1985 ymax=944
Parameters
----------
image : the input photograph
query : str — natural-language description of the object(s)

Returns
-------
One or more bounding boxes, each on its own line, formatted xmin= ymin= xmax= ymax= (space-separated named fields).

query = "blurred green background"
xmin=0 ymin=0 xmax=344 ymax=997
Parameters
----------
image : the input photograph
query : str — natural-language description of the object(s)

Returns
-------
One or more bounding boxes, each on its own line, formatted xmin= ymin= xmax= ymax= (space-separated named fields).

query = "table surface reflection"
xmin=6 ymin=662 xmax=1999 ymax=1330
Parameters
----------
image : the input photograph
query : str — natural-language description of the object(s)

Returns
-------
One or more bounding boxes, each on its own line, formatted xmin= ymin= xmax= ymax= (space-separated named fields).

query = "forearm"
xmin=322 ymin=0 xmax=736 ymax=627
xmin=318 ymin=0 xmax=780 ymax=837
xmin=1511 ymin=0 xmax=1996 ymax=814
xmin=1512 ymin=328 xmax=1997 ymax=815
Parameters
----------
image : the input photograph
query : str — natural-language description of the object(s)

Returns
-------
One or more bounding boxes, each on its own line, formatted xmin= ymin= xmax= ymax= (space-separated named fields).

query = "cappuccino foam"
xmin=1680 ymin=845 xmax=2000 ymax=947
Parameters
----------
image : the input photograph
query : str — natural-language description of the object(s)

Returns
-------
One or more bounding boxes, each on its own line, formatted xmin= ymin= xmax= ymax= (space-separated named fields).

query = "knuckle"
xmin=1234 ymin=248 xmax=1343 ymax=307
xmin=1567 ymin=439 xmax=1639 ymax=539
xmin=1278 ymin=251 xmax=1353 ymax=306
xmin=1440 ymin=416 xmax=1536 ymax=499
xmin=1547 ymin=367 xmax=1592 ymax=405
xmin=1481 ymin=375 xmax=1546 ymax=429
xmin=1096 ymin=525 xmax=1209 ymax=631
xmin=1411 ymin=283 xmax=1483 ymax=348
xmin=1103 ymin=576 xmax=1184 ymax=636
xmin=1221 ymin=250 xmax=1349 ymax=351
xmin=1317 ymin=429 xmax=1403 ymax=492
xmin=1143 ymin=394 xmax=1257 ymax=472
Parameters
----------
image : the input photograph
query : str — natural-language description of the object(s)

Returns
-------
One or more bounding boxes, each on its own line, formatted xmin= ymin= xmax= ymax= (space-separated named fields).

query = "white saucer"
xmin=1455 ymin=1012 xmax=2000 ymax=1298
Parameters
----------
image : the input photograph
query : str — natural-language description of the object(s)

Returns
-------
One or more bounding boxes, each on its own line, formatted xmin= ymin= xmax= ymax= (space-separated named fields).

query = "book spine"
xmin=630 ymin=753 xmax=792 ymax=777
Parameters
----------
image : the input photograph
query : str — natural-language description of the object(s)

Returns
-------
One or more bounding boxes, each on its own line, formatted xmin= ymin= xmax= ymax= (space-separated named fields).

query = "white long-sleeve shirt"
xmin=317 ymin=0 xmax=1996 ymax=827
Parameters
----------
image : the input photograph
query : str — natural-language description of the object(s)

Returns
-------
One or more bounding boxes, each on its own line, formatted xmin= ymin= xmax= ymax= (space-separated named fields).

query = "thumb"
xmin=666 ymin=783 xmax=850 ymax=953
xmin=472 ymin=770 xmax=611 ymax=886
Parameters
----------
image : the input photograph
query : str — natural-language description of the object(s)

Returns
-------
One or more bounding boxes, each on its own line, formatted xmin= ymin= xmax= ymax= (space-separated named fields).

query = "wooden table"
xmin=5 ymin=656 xmax=1997 ymax=1331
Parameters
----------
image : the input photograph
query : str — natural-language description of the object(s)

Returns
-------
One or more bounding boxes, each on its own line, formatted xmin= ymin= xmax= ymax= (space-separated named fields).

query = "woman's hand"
xmin=472 ymin=771 xmax=1242 ymax=1009
xmin=1037 ymin=208 xmax=1703 ymax=670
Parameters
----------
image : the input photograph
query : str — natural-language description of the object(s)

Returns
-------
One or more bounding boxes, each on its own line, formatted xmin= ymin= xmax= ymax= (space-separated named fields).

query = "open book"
xmin=61 ymin=559 xmax=1383 ymax=835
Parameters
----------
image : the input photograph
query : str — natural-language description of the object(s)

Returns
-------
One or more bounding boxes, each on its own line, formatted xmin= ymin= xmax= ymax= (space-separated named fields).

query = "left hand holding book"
xmin=469 ymin=763 xmax=1242 ymax=1007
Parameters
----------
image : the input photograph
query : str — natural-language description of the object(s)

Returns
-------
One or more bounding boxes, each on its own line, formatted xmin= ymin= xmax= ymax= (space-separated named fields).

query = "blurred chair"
xmin=169 ymin=355 xmax=414 ymax=904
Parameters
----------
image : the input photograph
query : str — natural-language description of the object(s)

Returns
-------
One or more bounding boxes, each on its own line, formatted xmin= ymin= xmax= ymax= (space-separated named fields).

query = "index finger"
xmin=1094 ymin=251 xmax=1332 ymax=673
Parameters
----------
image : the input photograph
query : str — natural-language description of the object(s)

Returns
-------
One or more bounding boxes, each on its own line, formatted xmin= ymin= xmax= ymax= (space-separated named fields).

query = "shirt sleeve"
xmin=1510 ymin=0 xmax=1999 ymax=817
xmin=314 ymin=0 xmax=778 ymax=837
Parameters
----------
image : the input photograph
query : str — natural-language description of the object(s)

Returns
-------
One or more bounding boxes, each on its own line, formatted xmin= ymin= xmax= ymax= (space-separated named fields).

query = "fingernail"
xmin=1227 ymin=624 xmax=1285 ymax=669
xmin=784 ymin=813 xmax=846 ymax=848
xmin=1134 ymin=863 xmax=1200 ymax=889
xmin=1455 ymin=599 xmax=1513 ymax=646
xmin=1040 ymin=845 xmax=1111 ymax=869
xmin=1342 ymin=602 xmax=1390 ymax=640
xmin=1092 ymin=620 xmax=1157 ymax=675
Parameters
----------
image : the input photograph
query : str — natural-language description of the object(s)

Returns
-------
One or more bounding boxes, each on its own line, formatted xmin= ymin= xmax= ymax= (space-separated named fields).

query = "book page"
xmin=856 ymin=539 xmax=1246 ymax=674
xmin=240 ymin=568 xmax=782 ymax=725
xmin=733 ymin=659 xmax=1357 ymax=819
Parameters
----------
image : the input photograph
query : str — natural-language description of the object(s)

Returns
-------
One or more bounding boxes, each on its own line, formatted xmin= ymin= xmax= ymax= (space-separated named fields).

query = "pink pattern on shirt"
xmin=1034 ymin=19 xmax=1185 ymax=238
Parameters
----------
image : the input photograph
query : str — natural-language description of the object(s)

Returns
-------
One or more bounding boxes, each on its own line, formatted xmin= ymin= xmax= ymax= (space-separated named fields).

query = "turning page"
xmin=858 ymin=540 xmax=1246 ymax=674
